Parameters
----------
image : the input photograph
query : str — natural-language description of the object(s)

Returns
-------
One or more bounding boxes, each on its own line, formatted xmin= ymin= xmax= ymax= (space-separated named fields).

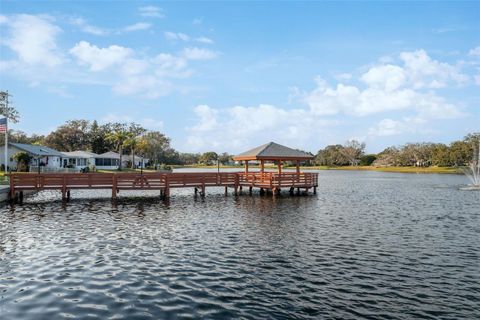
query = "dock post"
xmin=289 ymin=187 xmax=294 ymax=195
xmin=194 ymin=187 xmax=198 ymax=195
xmin=201 ymin=184 xmax=205 ymax=197
xmin=112 ymin=174 xmax=117 ymax=199
xmin=62 ymin=175 xmax=67 ymax=200
xmin=67 ymin=190 xmax=71 ymax=201
xmin=224 ymin=186 xmax=228 ymax=196
xmin=249 ymin=186 xmax=252 ymax=195
xmin=19 ymin=191 xmax=24 ymax=203
xmin=164 ymin=175 xmax=170 ymax=198
xmin=9 ymin=175 xmax=15 ymax=201
xmin=313 ymin=187 xmax=317 ymax=194
xmin=260 ymin=188 xmax=265 ymax=195
xmin=234 ymin=174 xmax=239 ymax=195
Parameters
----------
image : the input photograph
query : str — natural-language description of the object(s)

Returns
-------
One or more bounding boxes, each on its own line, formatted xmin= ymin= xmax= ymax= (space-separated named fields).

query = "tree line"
xmin=2 ymin=116 xmax=479 ymax=169
xmin=315 ymin=133 xmax=480 ymax=167
xmin=4 ymin=119 xmax=235 ymax=169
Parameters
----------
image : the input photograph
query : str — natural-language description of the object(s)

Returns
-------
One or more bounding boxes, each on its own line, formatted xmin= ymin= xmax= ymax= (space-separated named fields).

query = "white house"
xmin=94 ymin=151 xmax=121 ymax=170
xmin=0 ymin=142 xmax=65 ymax=171
xmin=61 ymin=151 xmax=97 ymax=169
xmin=123 ymin=154 xmax=149 ymax=168
xmin=94 ymin=152 xmax=148 ymax=170
xmin=0 ymin=143 xmax=149 ymax=172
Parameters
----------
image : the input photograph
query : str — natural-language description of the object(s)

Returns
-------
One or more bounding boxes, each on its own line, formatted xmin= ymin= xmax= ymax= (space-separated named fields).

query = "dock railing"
xmin=7 ymin=171 xmax=319 ymax=200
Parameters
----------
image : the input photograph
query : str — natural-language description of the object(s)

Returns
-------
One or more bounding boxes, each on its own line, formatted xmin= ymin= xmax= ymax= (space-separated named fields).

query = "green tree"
xmin=105 ymin=123 xmax=129 ymax=170
xmin=431 ymin=143 xmax=452 ymax=167
xmin=0 ymin=91 xmax=20 ymax=123
xmin=341 ymin=140 xmax=366 ymax=166
xmin=137 ymin=131 xmax=172 ymax=167
xmin=199 ymin=152 xmax=218 ymax=165
xmin=124 ymin=123 xmax=147 ymax=169
xmin=218 ymin=152 xmax=232 ymax=165
xmin=315 ymin=145 xmax=349 ymax=166
xmin=373 ymin=147 xmax=400 ymax=166
xmin=7 ymin=130 xmax=45 ymax=145
xmin=44 ymin=119 xmax=91 ymax=151
xmin=178 ymin=153 xmax=200 ymax=165
xmin=360 ymin=154 xmax=377 ymax=166
xmin=449 ymin=140 xmax=471 ymax=166
xmin=13 ymin=151 xmax=32 ymax=172
xmin=90 ymin=121 xmax=115 ymax=154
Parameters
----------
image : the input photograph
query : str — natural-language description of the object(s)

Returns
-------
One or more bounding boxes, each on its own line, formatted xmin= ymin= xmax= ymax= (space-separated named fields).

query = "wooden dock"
xmin=7 ymin=172 xmax=318 ymax=201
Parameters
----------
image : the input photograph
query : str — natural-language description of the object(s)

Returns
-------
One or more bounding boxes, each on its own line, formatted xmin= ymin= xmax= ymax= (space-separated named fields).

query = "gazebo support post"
xmin=245 ymin=161 xmax=249 ymax=173
xmin=277 ymin=161 xmax=282 ymax=174
xmin=260 ymin=160 xmax=264 ymax=174
xmin=296 ymin=160 xmax=300 ymax=174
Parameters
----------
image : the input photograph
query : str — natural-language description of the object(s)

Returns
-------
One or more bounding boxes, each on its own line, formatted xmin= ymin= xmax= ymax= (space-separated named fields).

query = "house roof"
xmin=96 ymin=151 xmax=121 ymax=159
xmin=62 ymin=151 xmax=98 ymax=158
xmin=233 ymin=142 xmax=314 ymax=161
xmin=9 ymin=143 xmax=64 ymax=157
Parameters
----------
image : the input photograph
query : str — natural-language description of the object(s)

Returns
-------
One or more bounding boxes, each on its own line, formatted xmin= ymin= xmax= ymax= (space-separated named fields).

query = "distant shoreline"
xmin=174 ymin=165 xmax=461 ymax=174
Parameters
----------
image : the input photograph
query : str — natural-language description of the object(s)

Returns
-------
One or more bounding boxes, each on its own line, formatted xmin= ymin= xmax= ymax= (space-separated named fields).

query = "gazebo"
xmin=232 ymin=141 xmax=313 ymax=174
xmin=232 ymin=142 xmax=317 ymax=195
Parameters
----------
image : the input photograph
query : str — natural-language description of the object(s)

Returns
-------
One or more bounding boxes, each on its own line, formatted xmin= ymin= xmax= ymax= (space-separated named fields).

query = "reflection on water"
xmin=1 ymin=171 xmax=479 ymax=319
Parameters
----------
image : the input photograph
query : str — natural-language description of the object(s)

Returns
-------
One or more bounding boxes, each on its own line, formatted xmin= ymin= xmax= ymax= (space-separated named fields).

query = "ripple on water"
xmin=0 ymin=171 xmax=479 ymax=319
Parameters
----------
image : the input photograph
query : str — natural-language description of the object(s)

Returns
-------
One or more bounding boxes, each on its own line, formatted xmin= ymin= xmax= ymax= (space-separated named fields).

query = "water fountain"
xmin=461 ymin=142 xmax=480 ymax=190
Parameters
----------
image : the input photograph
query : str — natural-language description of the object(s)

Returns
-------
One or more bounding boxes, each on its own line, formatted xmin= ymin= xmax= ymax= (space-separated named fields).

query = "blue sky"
xmin=1 ymin=1 xmax=479 ymax=153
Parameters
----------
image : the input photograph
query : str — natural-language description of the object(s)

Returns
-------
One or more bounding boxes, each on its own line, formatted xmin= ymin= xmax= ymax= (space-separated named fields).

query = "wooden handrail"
xmin=7 ymin=171 xmax=319 ymax=200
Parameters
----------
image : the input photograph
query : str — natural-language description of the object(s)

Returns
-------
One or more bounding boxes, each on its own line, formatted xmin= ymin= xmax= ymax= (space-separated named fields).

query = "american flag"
xmin=0 ymin=118 xmax=7 ymax=133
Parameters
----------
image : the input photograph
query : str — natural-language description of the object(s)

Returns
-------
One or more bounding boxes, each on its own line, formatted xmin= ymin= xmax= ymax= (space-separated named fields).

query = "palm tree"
xmin=124 ymin=123 xmax=146 ymax=169
xmin=106 ymin=123 xmax=129 ymax=171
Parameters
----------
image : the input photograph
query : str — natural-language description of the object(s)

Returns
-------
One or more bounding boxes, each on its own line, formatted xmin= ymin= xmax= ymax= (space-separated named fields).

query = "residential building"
xmin=0 ymin=142 xmax=65 ymax=170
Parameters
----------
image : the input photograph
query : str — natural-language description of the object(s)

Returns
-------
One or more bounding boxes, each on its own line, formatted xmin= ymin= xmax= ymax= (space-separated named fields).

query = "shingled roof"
xmin=9 ymin=143 xmax=64 ymax=157
xmin=233 ymin=142 xmax=313 ymax=161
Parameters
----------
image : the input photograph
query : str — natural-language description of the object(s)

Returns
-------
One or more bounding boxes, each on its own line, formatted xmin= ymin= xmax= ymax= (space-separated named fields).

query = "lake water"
xmin=0 ymin=170 xmax=479 ymax=319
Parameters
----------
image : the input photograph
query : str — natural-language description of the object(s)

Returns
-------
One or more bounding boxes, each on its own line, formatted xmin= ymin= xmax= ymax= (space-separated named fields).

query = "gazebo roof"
xmin=233 ymin=142 xmax=313 ymax=161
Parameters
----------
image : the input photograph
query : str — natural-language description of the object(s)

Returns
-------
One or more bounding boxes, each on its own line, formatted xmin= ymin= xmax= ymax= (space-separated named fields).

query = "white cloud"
xmin=304 ymin=77 xmax=462 ymax=118
xmin=164 ymin=31 xmax=190 ymax=41
xmin=302 ymin=50 xmax=468 ymax=118
xmin=152 ymin=53 xmax=190 ymax=78
xmin=124 ymin=22 xmax=152 ymax=32
xmin=469 ymin=46 xmax=480 ymax=57
xmin=185 ymin=103 xmax=339 ymax=152
xmin=334 ymin=73 xmax=352 ymax=81
xmin=360 ymin=64 xmax=406 ymax=91
xmin=190 ymin=105 xmax=219 ymax=132
xmin=70 ymin=17 xmax=109 ymax=36
xmin=3 ymin=14 xmax=63 ymax=66
xmin=400 ymin=49 xmax=468 ymax=88
xmin=182 ymin=47 xmax=218 ymax=60
xmin=164 ymin=32 xmax=214 ymax=45
xmin=368 ymin=119 xmax=407 ymax=136
xmin=70 ymin=41 xmax=132 ymax=71
xmin=138 ymin=6 xmax=165 ymax=18
xmin=196 ymin=37 xmax=214 ymax=44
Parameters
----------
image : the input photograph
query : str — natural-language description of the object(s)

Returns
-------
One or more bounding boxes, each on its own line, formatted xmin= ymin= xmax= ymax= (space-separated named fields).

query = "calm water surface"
xmin=0 ymin=170 xmax=479 ymax=319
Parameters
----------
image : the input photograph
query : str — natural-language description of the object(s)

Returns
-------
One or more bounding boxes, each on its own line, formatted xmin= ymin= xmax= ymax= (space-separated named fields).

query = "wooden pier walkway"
xmin=7 ymin=172 xmax=318 ymax=201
